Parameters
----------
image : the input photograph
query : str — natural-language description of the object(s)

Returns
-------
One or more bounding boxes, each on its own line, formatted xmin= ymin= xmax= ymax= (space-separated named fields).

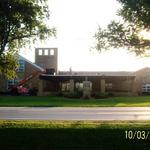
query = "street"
xmin=1 ymin=107 xmax=150 ymax=120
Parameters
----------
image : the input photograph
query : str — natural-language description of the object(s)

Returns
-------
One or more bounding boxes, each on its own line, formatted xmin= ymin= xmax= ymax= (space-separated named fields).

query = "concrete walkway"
xmin=0 ymin=107 xmax=150 ymax=120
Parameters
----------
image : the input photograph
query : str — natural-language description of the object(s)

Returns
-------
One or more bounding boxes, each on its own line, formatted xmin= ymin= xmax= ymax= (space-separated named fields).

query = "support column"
xmin=69 ymin=79 xmax=74 ymax=93
xmin=59 ymin=82 xmax=62 ymax=91
xmin=38 ymin=79 xmax=44 ymax=96
xmin=101 ymin=79 xmax=105 ymax=93
xmin=83 ymin=81 xmax=92 ymax=99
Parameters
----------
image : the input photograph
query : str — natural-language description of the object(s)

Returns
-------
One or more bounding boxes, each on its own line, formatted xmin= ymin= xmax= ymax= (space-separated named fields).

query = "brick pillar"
xmin=69 ymin=79 xmax=74 ymax=93
xmin=101 ymin=79 xmax=105 ymax=93
xmin=38 ymin=79 xmax=44 ymax=96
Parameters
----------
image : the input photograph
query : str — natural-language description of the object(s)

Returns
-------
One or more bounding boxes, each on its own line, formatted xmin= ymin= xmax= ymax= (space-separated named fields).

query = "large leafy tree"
xmin=0 ymin=0 xmax=56 ymax=79
xmin=94 ymin=0 xmax=150 ymax=56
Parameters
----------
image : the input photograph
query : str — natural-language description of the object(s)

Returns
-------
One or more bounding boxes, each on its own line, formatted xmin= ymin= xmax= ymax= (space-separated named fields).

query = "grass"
xmin=0 ymin=96 xmax=150 ymax=107
xmin=1 ymin=120 xmax=150 ymax=150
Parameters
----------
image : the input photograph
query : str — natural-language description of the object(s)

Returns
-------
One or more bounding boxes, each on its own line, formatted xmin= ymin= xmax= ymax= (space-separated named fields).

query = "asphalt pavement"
xmin=1 ymin=107 xmax=150 ymax=120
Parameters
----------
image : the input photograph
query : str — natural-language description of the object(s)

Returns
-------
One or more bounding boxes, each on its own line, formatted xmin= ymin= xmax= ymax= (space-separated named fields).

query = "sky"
xmin=20 ymin=0 xmax=150 ymax=71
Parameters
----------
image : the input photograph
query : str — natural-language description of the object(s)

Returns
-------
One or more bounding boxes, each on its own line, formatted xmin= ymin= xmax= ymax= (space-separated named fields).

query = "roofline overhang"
xmin=39 ymin=74 xmax=135 ymax=81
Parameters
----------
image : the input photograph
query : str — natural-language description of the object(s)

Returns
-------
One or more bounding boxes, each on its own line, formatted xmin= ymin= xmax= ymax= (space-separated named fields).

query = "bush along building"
xmin=0 ymin=47 xmax=150 ymax=97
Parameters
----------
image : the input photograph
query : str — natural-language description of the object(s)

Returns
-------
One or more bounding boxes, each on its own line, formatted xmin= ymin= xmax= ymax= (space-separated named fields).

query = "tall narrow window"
xmin=50 ymin=49 xmax=54 ymax=55
xmin=38 ymin=49 xmax=43 ymax=55
xmin=18 ymin=60 xmax=25 ymax=72
xmin=44 ymin=49 xmax=48 ymax=55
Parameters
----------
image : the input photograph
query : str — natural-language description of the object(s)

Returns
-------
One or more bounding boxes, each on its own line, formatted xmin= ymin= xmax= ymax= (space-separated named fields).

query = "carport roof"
xmin=40 ymin=71 xmax=135 ymax=81
xmin=58 ymin=71 xmax=135 ymax=77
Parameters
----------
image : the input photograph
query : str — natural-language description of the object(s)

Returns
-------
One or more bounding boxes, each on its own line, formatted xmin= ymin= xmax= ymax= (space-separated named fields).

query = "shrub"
xmin=63 ymin=91 xmax=82 ymax=99
xmin=92 ymin=92 xmax=109 ymax=99
xmin=28 ymin=87 xmax=38 ymax=96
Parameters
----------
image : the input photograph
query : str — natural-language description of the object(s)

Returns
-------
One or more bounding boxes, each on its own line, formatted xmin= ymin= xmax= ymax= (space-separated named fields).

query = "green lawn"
xmin=0 ymin=96 xmax=150 ymax=107
xmin=0 ymin=120 xmax=150 ymax=150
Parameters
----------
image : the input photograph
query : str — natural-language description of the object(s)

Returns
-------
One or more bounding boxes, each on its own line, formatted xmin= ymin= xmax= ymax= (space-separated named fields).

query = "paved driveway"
xmin=0 ymin=107 xmax=150 ymax=120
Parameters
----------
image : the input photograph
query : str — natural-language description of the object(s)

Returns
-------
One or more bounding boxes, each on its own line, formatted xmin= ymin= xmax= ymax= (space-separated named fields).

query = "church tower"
xmin=35 ymin=48 xmax=58 ymax=74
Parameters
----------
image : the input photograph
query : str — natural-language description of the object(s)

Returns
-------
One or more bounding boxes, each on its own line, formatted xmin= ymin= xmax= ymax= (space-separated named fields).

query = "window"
xmin=105 ymin=83 xmax=113 ymax=89
xmin=79 ymin=83 xmax=83 ymax=90
xmin=7 ymin=79 xmax=18 ymax=88
xmin=75 ymin=82 xmax=83 ymax=91
xmin=142 ymin=84 xmax=150 ymax=92
xmin=44 ymin=49 xmax=48 ymax=55
xmin=75 ymin=82 xmax=80 ymax=89
xmin=62 ymin=82 xmax=70 ymax=91
xmin=38 ymin=49 xmax=43 ymax=55
xmin=50 ymin=49 xmax=54 ymax=55
xmin=18 ymin=60 xmax=25 ymax=72
xmin=7 ymin=80 xmax=14 ymax=86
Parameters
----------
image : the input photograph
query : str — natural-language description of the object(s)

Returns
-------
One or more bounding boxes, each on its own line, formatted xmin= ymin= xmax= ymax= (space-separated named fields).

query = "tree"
xmin=94 ymin=0 xmax=150 ymax=56
xmin=0 ymin=0 xmax=56 ymax=79
xmin=0 ymin=52 xmax=18 ymax=78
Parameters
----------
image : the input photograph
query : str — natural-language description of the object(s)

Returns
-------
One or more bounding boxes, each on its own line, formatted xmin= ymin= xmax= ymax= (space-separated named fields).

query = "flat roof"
xmin=58 ymin=71 xmax=135 ymax=77
xmin=40 ymin=72 xmax=135 ymax=82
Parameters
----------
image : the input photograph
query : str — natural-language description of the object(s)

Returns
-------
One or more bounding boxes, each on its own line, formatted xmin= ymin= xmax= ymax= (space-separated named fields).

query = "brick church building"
xmin=0 ymin=47 xmax=150 ymax=96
